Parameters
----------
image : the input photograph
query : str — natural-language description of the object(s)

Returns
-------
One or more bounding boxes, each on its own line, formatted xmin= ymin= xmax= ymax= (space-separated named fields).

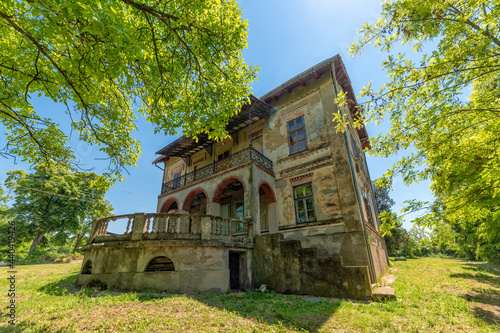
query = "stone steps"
xmin=371 ymin=286 xmax=396 ymax=301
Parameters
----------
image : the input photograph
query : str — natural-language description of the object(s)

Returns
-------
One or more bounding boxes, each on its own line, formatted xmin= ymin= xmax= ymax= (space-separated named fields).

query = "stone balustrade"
xmin=90 ymin=213 xmax=253 ymax=243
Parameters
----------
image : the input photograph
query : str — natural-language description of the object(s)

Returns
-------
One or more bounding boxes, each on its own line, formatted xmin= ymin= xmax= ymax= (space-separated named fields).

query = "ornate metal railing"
xmin=90 ymin=213 xmax=251 ymax=243
xmin=161 ymin=147 xmax=273 ymax=194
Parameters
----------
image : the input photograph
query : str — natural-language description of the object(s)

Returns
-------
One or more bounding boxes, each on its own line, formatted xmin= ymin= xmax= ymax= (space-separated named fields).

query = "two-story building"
xmin=77 ymin=55 xmax=389 ymax=299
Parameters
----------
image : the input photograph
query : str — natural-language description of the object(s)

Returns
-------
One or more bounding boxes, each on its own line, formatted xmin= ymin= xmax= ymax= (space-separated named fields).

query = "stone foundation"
xmin=253 ymin=233 xmax=372 ymax=299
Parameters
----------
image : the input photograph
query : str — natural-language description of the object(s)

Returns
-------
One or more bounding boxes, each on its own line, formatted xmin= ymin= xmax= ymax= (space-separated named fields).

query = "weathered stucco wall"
xmin=77 ymin=240 xmax=252 ymax=293
xmin=263 ymin=72 xmax=365 ymax=232
xmin=253 ymin=234 xmax=372 ymax=300
xmin=258 ymin=69 xmax=387 ymax=284
xmin=282 ymin=228 xmax=371 ymax=268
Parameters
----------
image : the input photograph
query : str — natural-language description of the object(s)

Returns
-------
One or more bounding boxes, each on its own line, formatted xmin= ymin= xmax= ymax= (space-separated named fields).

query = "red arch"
xmin=212 ymin=176 xmax=246 ymax=204
xmin=258 ymin=181 xmax=277 ymax=204
xmin=182 ymin=187 xmax=208 ymax=211
xmin=160 ymin=197 xmax=179 ymax=213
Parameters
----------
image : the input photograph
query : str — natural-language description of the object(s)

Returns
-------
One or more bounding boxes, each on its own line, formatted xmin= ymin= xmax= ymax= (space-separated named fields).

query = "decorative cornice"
xmin=279 ymin=156 xmax=334 ymax=179
xmin=276 ymin=144 xmax=330 ymax=166
xmin=290 ymin=173 xmax=313 ymax=185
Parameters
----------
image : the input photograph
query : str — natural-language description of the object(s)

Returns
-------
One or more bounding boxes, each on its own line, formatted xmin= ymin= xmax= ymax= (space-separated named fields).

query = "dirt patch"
xmin=382 ymin=274 xmax=396 ymax=286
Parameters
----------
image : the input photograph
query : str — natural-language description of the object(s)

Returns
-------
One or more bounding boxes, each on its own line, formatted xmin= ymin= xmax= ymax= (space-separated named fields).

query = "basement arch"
xmin=82 ymin=260 xmax=92 ymax=274
xmin=145 ymin=256 xmax=175 ymax=272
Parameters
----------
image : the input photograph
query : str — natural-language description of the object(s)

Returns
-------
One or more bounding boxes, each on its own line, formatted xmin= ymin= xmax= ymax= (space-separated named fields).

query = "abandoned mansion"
xmin=77 ymin=55 xmax=389 ymax=299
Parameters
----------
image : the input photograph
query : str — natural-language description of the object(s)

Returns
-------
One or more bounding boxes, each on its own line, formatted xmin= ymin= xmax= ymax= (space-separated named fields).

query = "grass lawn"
xmin=0 ymin=257 xmax=499 ymax=332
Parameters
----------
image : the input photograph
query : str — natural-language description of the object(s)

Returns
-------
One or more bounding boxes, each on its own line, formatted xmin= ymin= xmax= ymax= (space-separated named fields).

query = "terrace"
xmin=89 ymin=213 xmax=253 ymax=245
xmin=160 ymin=146 xmax=273 ymax=195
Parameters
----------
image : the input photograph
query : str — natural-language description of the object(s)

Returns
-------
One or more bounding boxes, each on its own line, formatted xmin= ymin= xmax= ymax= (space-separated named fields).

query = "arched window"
xmin=145 ymin=256 xmax=175 ymax=272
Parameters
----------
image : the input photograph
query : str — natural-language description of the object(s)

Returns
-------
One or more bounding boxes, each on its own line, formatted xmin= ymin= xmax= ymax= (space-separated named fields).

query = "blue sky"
xmin=0 ymin=0 xmax=432 ymax=229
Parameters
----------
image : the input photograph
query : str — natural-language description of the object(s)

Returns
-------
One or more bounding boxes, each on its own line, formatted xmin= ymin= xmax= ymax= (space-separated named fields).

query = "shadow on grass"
xmin=462 ymin=292 xmax=500 ymax=325
xmin=37 ymin=273 xmax=81 ymax=295
xmin=450 ymin=261 xmax=500 ymax=290
xmin=195 ymin=292 xmax=343 ymax=332
xmin=0 ymin=321 xmax=69 ymax=333
xmin=37 ymin=275 xmax=344 ymax=332
xmin=450 ymin=261 xmax=500 ymax=325
xmin=461 ymin=260 xmax=500 ymax=275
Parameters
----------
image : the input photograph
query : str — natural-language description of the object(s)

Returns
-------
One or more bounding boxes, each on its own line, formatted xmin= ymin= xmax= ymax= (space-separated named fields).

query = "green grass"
xmin=0 ymin=258 xmax=499 ymax=332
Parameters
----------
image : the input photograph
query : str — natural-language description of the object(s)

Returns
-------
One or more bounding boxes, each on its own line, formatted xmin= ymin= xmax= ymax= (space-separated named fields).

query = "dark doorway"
xmin=229 ymin=251 xmax=240 ymax=290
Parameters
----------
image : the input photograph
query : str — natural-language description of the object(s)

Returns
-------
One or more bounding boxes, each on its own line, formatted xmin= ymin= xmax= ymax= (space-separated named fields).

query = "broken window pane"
xmin=287 ymin=116 xmax=307 ymax=154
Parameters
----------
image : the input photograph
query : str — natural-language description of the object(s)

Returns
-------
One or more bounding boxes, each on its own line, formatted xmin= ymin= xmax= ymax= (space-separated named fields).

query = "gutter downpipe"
xmin=364 ymin=151 xmax=391 ymax=267
xmin=330 ymin=65 xmax=377 ymax=284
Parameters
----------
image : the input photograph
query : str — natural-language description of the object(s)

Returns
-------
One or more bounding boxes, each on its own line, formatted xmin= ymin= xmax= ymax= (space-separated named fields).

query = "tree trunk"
xmin=73 ymin=222 xmax=91 ymax=253
xmin=28 ymin=232 xmax=45 ymax=256
xmin=73 ymin=233 xmax=84 ymax=253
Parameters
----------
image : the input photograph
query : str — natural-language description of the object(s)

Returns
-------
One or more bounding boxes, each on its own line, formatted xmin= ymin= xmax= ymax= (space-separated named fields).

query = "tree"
xmin=4 ymin=164 xmax=113 ymax=256
xmin=343 ymin=1 xmax=500 ymax=261
xmin=373 ymin=179 xmax=395 ymax=215
xmin=373 ymin=179 xmax=408 ymax=255
xmin=0 ymin=184 xmax=11 ymax=260
xmin=0 ymin=0 xmax=256 ymax=177
xmin=71 ymin=196 xmax=113 ymax=253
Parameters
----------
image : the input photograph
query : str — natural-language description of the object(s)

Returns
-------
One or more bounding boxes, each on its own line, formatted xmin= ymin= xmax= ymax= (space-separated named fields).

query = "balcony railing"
xmin=161 ymin=146 xmax=273 ymax=195
xmin=90 ymin=213 xmax=252 ymax=244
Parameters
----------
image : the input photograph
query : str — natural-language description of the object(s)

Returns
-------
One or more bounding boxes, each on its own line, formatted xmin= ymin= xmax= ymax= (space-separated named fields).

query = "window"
xmin=234 ymin=201 xmax=245 ymax=232
xmin=235 ymin=201 xmax=244 ymax=220
xmin=217 ymin=150 xmax=230 ymax=160
xmin=287 ymin=116 xmax=307 ymax=154
xmin=362 ymin=191 xmax=375 ymax=229
xmin=172 ymin=172 xmax=181 ymax=189
xmin=293 ymin=183 xmax=315 ymax=223
xmin=350 ymin=132 xmax=361 ymax=159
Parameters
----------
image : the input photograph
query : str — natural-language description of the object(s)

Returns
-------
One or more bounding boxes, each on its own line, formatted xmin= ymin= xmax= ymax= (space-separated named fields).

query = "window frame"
xmin=349 ymin=132 xmax=361 ymax=160
xmin=172 ymin=172 xmax=181 ymax=189
xmin=287 ymin=116 xmax=308 ymax=155
xmin=293 ymin=183 xmax=316 ymax=223
xmin=362 ymin=191 xmax=376 ymax=229
xmin=235 ymin=200 xmax=244 ymax=221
